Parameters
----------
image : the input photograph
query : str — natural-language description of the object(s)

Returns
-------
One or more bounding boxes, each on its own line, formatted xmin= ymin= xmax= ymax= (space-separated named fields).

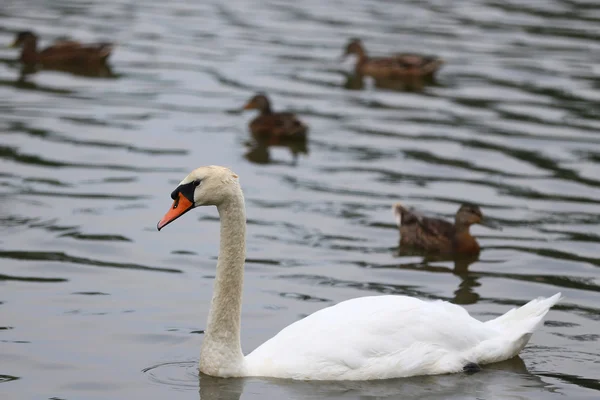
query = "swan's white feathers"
xmin=485 ymin=293 xmax=563 ymax=332
xmin=242 ymin=293 xmax=560 ymax=380
xmin=164 ymin=166 xmax=562 ymax=381
xmin=180 ymin=165 xmax=238 ymax=186
xmin=178 ymin=166 xmax=242 ymax=208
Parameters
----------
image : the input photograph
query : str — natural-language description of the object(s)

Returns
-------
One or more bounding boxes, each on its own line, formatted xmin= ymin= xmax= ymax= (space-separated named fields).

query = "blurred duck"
xmin=242 ymin=94 xmax=308 ymax=145
xmin=10 ymin=30 xmax=113 ymax=67
xmin=342 ymin=38 xmax=443 ymax=80
xmin=392 ymin=202 xmax=499 ymax=254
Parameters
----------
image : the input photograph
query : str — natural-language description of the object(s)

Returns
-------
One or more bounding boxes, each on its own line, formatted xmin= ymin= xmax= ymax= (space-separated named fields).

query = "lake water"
xmin=1 ymin=0 xmax=599 ymax=399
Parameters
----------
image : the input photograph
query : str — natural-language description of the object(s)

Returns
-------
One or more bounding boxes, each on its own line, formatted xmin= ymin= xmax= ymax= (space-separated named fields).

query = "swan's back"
xmin=244 ymin=293 xmax=561 ymax=380
xmin=245 ymin=295 xmax=491 ymax=380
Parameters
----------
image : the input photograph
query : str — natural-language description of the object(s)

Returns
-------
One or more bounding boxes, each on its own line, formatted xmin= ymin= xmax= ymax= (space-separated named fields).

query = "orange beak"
xmin=243 ymin=100 xmax=255 ymax=110
xmin=157 ymin=192 xmax=194 ymax=231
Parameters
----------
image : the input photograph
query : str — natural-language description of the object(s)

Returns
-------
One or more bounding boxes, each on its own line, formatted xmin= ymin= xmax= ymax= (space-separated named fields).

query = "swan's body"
xmin=157 ymin=166 xmax=561 ymax=381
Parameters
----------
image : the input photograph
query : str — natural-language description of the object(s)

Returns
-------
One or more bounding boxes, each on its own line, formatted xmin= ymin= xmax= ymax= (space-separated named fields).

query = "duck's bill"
xmin=9 ymin=40 xmax=19 ymax=48
xmin=242 ymin=101 xmax=255 ymax=110
xmin=480 ymin=219 xmax=502 ymax=230
xmin=157 ymin=193 xmax=194 ymax=231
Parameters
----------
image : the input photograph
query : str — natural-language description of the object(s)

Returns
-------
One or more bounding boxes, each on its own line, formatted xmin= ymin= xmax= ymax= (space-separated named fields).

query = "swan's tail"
xmin=473 ymin=293 xmax=562 ymax=365
xmin=485 ymin=293 xmax=562 ymax=332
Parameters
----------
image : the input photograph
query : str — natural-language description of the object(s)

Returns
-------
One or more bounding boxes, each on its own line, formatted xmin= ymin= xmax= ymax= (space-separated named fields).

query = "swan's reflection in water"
xmin=198 ymin=357 xmax=554 ymax=400
xmin=199 ymin=374 xmax=244 ymax=400
xmin=392 ymin=250 xmax=482 ymax=305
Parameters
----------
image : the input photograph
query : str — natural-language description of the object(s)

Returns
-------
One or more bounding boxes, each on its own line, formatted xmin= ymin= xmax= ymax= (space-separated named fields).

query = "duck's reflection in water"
xmin=343 ymin=72 xmax=439 ymax=92
xmin=18 ymin=62 xmax=117 ymax=81
xmin=244 ymin=140 xmax=308 ymax=166
xmin=394 ymin=249 xmax=482 ymax=305
xmin=199 ymin=357 xmax=552 ymax=400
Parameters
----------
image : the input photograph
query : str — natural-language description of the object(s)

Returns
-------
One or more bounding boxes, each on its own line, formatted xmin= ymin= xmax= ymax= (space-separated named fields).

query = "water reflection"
xmin=0 ymin=374 xmax=20 ymax=383
xmin=1 ymin=0 xmax=600 ymax=398
xmin=0 ymin=250 xmax=182 ymax=274
xmin=197 ymin=358 xmax=551 ymax=400
xmin=0 ymin=75 xmax=74 ymax=95
xmin=199 ymin=374 xmax=244 ymax=400
xmin=343 ymin=72 xmax=437 ymax=92
xmin=244 ymin=141 xmax=309 ymax=165
xmin=17 ymin=63 xmax=117 ymax=80
xmin=0 ymin=273 xmax=67 ymax=283
xmin=393 ymin=250 xmax=481 ymax=304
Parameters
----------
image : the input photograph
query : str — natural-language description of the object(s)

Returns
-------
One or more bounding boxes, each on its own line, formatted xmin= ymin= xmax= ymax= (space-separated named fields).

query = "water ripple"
xmin=0 ymin=0 xmax=598 ymax=398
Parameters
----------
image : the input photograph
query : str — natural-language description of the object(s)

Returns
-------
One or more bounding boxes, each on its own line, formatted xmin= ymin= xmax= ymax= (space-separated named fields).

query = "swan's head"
xmin=157 ymin=166 xmax=240 ymax=231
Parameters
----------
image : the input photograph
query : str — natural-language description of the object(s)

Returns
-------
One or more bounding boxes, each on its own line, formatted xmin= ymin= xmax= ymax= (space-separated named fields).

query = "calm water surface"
xmin=1 ymin=0 xmax=599 ymax=399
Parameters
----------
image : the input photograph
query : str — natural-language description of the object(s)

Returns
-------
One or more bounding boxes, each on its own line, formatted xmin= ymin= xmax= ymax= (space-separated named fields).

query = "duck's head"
xmin=11 ymin=31 xmax=37 ymax=48
xmin=157 ymin=166 xmax=241 ymax=230
xmin=455 ymin=203 xmax=500 ymax=229
xmin=342 ymin=38 xmax=365 ymax=58
xmin=243 ymin=93 xmax=271 ymax=114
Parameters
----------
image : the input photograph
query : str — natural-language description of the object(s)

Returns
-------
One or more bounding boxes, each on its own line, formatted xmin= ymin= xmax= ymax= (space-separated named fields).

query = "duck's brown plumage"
xmin=343 ymin=38 xmax=443 ymax=80
xmin=11 ymin=31 xmax=113 ymax=67
xmin=393 ymin=202 xmax=497 ymax=255
xmin=243 ymin=94 xmax=308 ymax=145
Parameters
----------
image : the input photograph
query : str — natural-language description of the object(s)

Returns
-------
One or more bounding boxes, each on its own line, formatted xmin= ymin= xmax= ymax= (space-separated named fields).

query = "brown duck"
xmin=342 ymin=38 xmax=443 ymax=80
xmin=11 ymin=31 xmax=113 ymax=67
xmin=392 ymin=202 xmax=499 ymax=255
xmin=242 ymin=94 xmax=308 ymax=145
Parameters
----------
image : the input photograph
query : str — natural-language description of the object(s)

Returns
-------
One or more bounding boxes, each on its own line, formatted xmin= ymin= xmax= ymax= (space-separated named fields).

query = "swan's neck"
xmin=199 ymin=191 xmax=246 ymax=377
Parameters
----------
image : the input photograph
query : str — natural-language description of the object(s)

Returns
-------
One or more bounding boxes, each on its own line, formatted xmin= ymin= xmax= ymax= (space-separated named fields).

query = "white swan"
xmin=157 ymin=165 xmax=562 ymax=381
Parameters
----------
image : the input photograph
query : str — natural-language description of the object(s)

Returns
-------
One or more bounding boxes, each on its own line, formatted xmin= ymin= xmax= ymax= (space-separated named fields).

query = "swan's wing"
xmin=244 ymin=295 xmax=496 ymax=380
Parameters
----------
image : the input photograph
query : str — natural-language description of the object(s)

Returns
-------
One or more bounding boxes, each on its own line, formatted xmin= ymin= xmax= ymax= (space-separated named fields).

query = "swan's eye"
xmin=193 ymin=179 xmax=201 ymax=187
